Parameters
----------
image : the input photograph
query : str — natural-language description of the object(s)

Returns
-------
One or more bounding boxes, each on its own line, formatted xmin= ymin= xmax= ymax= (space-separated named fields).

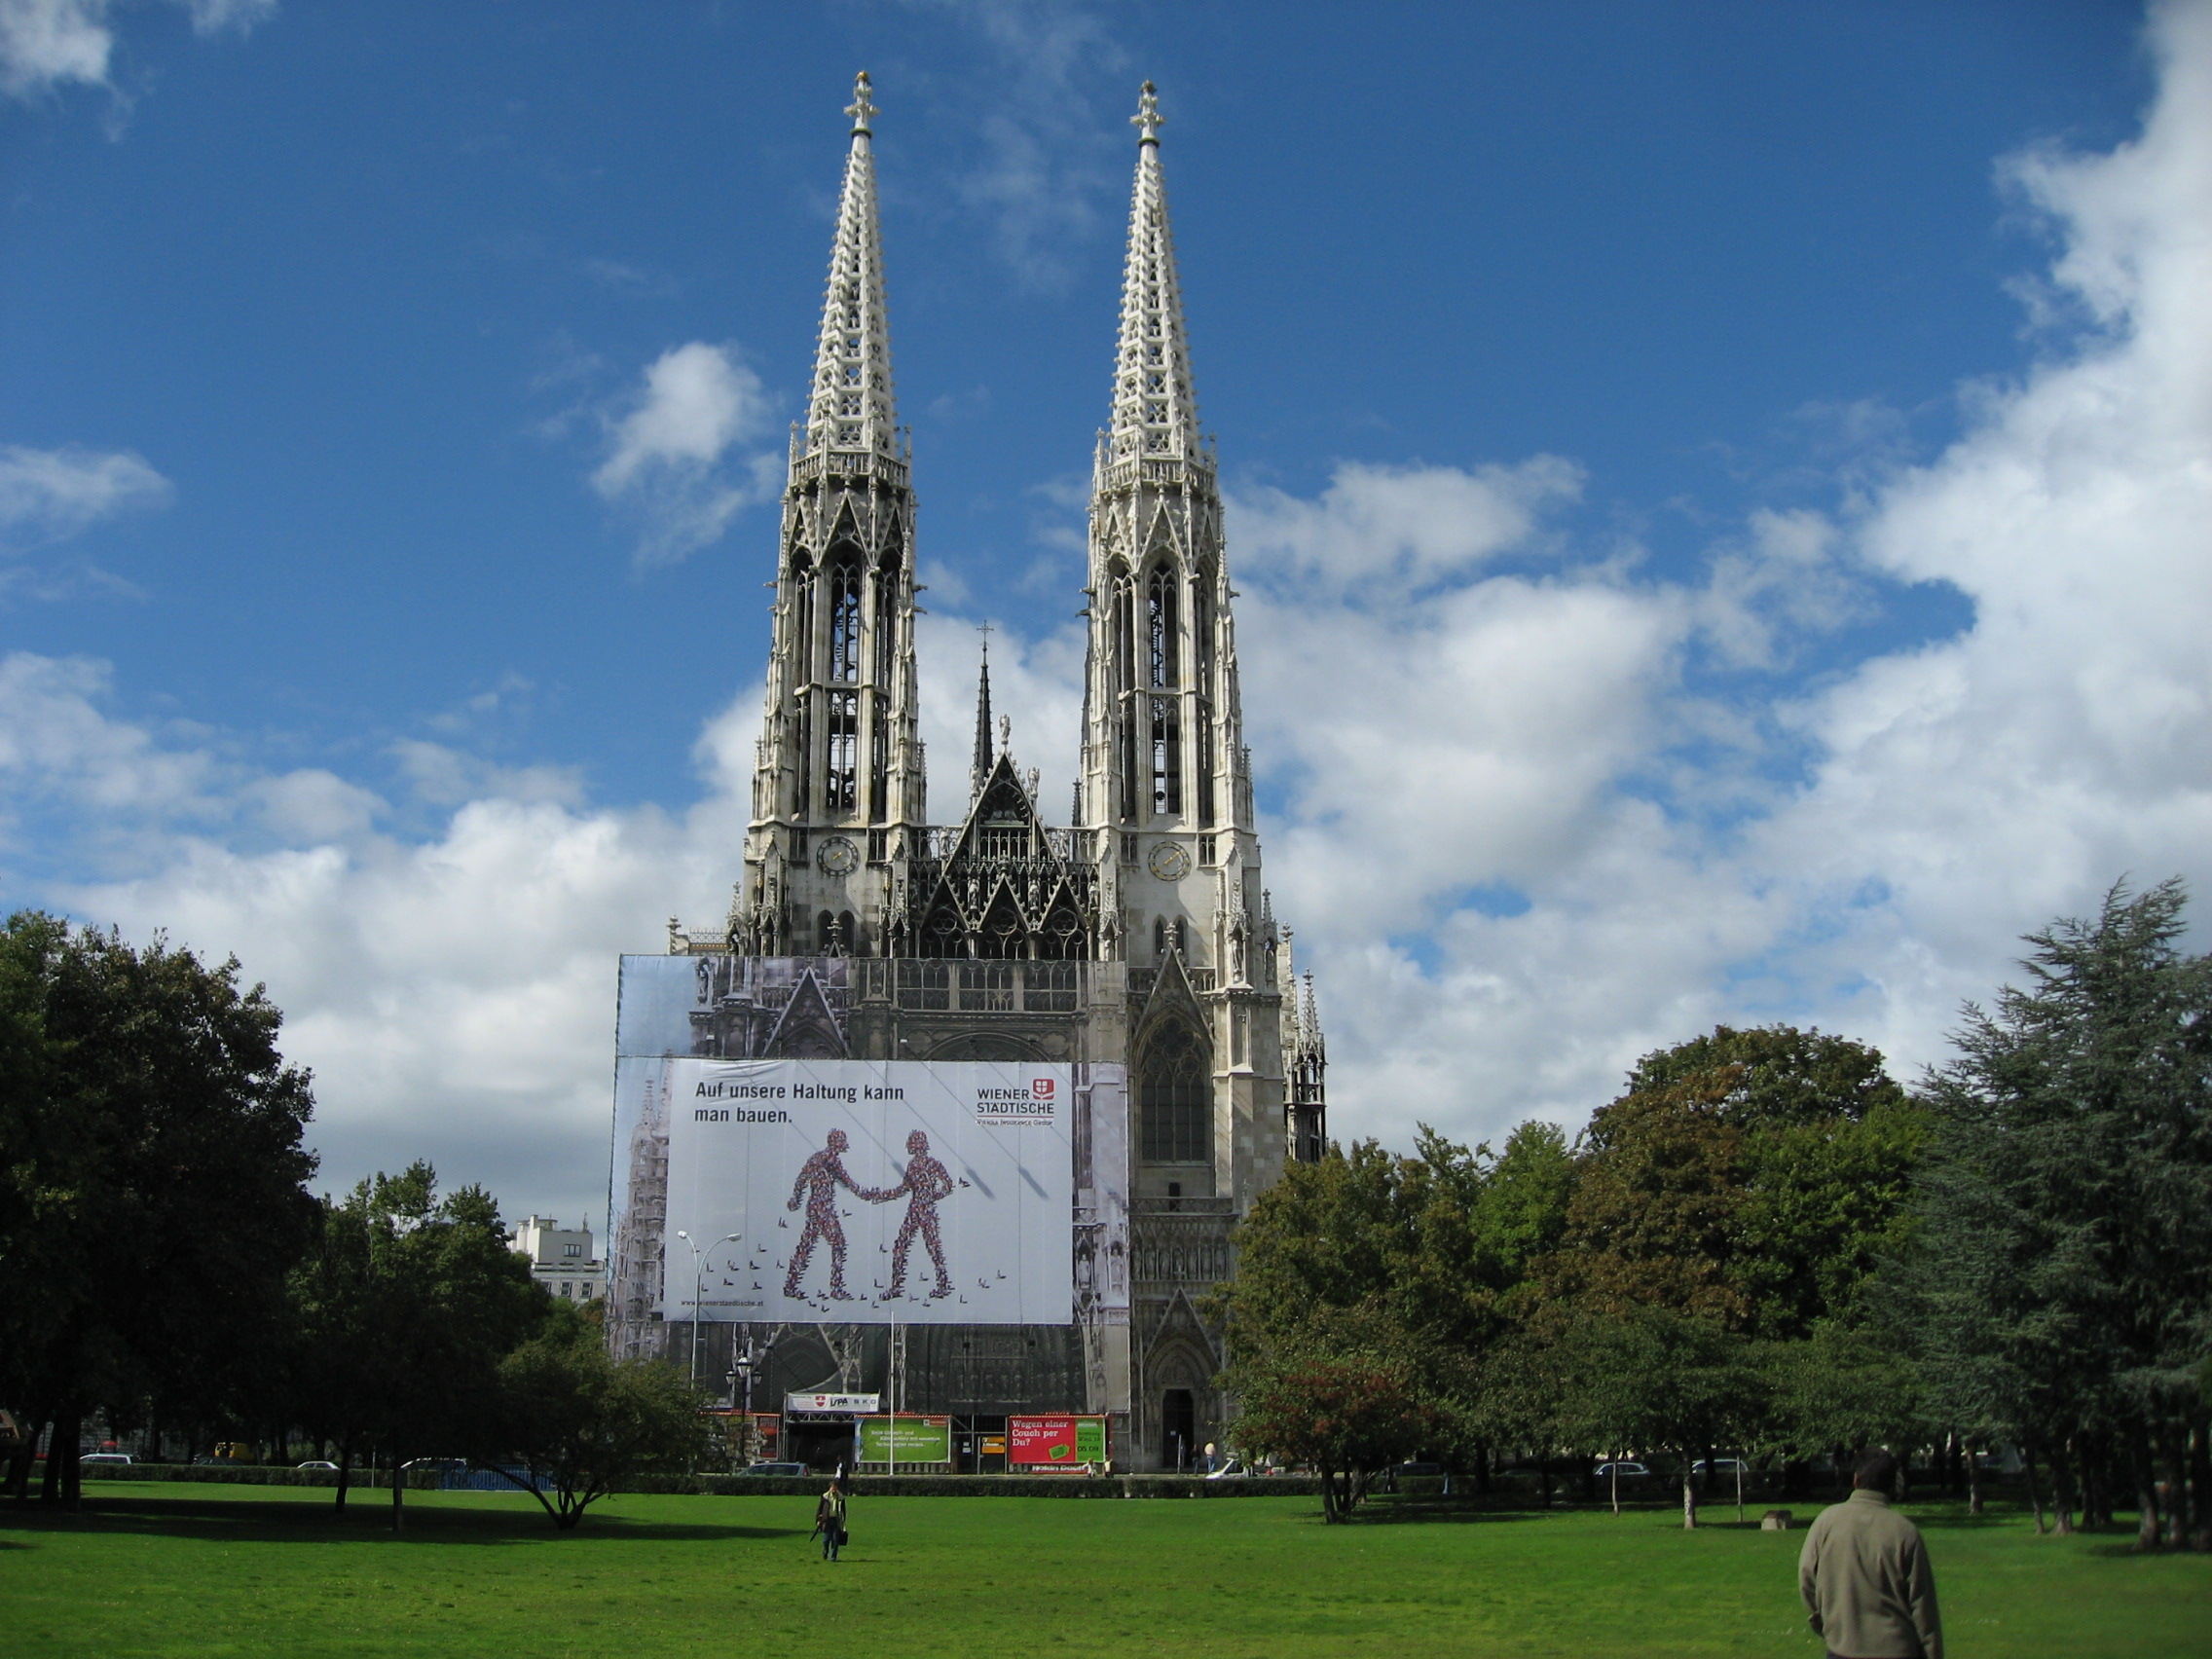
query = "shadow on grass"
xmin=1342 ymin=1500 xmax=1549 ymax=1527
xmin=3 ymin=1494 xmax=804 ymax=1547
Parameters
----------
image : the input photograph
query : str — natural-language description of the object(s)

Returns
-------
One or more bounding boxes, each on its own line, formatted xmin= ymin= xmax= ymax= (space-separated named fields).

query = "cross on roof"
xmin=1131 ymin=81 xmax=1163 ymax=145
xmin=845 ymin=70 xmax=877 ymax=133
xmin=977 ymin=618 xmax=994 ymax=658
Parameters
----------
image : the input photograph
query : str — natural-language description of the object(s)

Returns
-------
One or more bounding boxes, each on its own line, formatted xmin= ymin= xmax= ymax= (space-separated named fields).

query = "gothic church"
xmin=661 ymin=76 xmax=1326 ymax=1470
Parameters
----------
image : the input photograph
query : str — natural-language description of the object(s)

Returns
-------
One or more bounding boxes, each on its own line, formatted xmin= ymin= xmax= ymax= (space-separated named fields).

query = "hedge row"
xmin=621 ymin=1472 xmax=1323 ymax=1498
xmin=80 ymin=1463 xmax=436 ymax=1489
xmin=82 ymin=1464 xmax=1319 ymax=1499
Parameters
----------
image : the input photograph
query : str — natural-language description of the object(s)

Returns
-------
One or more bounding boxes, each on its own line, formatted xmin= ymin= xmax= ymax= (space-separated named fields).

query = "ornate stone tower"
xmin=646 ymin=77 xmax=1327 ymax=1471
xmin=740 ymin=72 xmax=926 ymax=960
xmin=1080 ymin=83 xmax=1284 ymax=1213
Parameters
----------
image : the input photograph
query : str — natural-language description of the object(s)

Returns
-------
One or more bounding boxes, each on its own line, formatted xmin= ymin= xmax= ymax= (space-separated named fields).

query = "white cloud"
xmin=0 ymin=444 xmax=171 ymax=540
xmin=0 ymin=0 xmax=109 ymax=97
xmin=12 ymin=2 xmax=2210 ymax=1230
xmin=0 ymin=0 xmax=275 ymax=103
xmin=919 ymin=0 xmax=1127 ymax=287
xmin=1235 ymin=0 xmax=2212 ymax=1154
xmin=8 ymin=647 xmax=749 ymax=1226
xmin=592 ymin=342 xmax=779 ymax=564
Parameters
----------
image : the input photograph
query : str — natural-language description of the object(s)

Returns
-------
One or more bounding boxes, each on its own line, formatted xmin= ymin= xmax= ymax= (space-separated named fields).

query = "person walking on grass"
xmin=1798 ymin=1450 xmax=1943 ymax=1659
xmin=814 ymin=1468 xmax=850 ymax=1562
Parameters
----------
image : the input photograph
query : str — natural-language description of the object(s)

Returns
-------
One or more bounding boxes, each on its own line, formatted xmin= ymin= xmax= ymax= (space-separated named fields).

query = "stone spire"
xmin=1107 ymin=82 xmax=1206 ymax=470
xmin=740 ymin=73 xmax=925 ymax=957
xmin=1079 ymin=81 xmax=1250 ymax=841
xmin=970 ymin=639 xmax=994 ymax=800
xmin=801 ymin=71 xmax=902 ymax=461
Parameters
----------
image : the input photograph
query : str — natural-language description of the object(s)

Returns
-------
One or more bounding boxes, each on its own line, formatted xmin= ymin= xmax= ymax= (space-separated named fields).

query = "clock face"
xmin=1147 ymin=840 xmax=1193 ymax=881
xmin=816 ymin=835 xmax=860 ymax=877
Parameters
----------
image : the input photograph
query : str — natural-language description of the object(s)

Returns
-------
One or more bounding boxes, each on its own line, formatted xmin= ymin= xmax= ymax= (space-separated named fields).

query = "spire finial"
xmin=1131 ymin=80 xmax=1162 ymax=146
xmin=846 ymin=70 xmax=877 ymax=134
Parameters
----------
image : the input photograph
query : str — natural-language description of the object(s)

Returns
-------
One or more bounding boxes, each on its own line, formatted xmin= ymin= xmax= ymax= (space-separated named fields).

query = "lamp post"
xmin=671 ymin=1230 xmax=742 ymax=1386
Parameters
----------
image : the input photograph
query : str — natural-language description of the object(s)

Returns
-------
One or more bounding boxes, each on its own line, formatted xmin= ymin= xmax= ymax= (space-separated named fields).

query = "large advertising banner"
xmin=1009 ymin=1415 xmax=1108 ymax=1467
xmin=857 ymin=1416 xmax=952 ymax=1463
xmin=608 ymin=953 xmax=1128 ymax=1348
xmin=650 ymin=1056 xmax=1073 ymax=1324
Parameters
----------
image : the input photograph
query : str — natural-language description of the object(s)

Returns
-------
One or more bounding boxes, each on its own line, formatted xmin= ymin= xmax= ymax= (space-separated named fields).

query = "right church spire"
xmin=1081 ymin=82 xmax=1250 ymax=844
xmin=1108 ymin=83 xmax=1207 ymax=470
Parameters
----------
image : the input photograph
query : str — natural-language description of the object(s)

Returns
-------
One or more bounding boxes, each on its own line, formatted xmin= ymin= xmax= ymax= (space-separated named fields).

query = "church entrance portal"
xmin=1161 ymin=1388 xmax=1196 ymax=1471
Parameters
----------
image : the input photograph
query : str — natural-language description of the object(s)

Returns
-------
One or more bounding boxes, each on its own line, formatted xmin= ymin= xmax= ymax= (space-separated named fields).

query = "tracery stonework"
xmin=658 ymin=76 xmax=1329 ymax=1469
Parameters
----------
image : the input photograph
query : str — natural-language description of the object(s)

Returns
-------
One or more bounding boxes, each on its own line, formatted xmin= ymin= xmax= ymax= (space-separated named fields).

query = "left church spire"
xmin=802 ymin=71 xmax=903 ymax=461
xmin=740 ymin=73 xmax=925 ymax=958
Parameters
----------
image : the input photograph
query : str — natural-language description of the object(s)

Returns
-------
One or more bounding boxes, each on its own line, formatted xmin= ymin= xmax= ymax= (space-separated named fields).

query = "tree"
xmin=1899 ymin=880 xmax=2212 ymax=1547
xmin=480 ymin=1304 xmax=715 ymax=1529
xmin=1553 ymin=1025 xmax=1924 ymax=1339
xmin=0 ymin=915 xmax=318 ymax=1509
xmin=1224 ymin=1309 xmax=1447 ymax=1522
xmin=292 ymin=1164 xmax=548 ymax=1529
xmin=1215 ymin=1124 xmax=1574 ymax=1449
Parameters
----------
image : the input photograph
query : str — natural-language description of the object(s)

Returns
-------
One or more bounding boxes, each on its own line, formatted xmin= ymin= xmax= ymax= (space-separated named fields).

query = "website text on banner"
xmin=858 ymin=1416 xmax=952 ymax=1463
xmin=648 ymin=1057 xmax=1074 ymax=1324
xmin=1009 ymin=1415 xmax=1109 ymax=1467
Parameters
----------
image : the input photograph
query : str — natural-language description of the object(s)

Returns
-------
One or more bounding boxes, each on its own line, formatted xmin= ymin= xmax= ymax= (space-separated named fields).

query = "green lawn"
xmin=1 ymin=1482 xmax=2205 ymax=1657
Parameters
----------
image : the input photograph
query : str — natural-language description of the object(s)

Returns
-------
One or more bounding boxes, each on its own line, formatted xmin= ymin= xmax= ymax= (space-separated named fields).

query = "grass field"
xmin=2 ymin=1482 xmax=2206 ymax=1658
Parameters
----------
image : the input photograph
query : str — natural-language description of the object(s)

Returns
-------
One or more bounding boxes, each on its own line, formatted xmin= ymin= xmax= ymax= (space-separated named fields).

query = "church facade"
xmin=647 ymin=77 xmax=1326 ymax=1470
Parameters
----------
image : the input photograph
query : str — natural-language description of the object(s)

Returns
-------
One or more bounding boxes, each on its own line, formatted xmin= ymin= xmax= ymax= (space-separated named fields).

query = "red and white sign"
xmin=1008 ymin=1414 xmax=1107 ymax=1466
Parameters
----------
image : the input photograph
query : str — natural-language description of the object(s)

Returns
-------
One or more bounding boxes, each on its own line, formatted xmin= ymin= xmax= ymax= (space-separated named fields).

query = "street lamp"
xmin=671 ymin=1230 xmax=743 ymax=1386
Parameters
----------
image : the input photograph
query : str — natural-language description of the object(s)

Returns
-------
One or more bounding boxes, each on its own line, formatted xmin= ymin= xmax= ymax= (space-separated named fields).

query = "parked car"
xmin=1592 ymin=1460 xmax=1650 ymax=1480
xmin=296 ymin=1460 xmax=339 ymax=1471
xmin=740 ymin=1461 xmax=809 ymax=1476
xmin=1203 ymin=1458 xmax=1249 ymax=1480
xmin=1691 ymin=1458 xmax=1751 ymax=1477
xmin=81 ymin=1453 xmax=131 ymax=1465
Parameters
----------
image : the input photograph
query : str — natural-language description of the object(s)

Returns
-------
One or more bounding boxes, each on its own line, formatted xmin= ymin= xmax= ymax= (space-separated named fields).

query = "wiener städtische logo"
xmin=973 ymin=1076 xmax=1058 ymax=1124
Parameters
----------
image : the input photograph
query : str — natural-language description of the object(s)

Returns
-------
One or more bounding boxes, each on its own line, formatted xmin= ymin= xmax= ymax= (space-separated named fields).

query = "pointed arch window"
xmin=826 ymin=692 xmax=858 ymax=815
xmin=871 ymin=568 xmax=898 ymax=686
xmin=826 ymin=560 xmax=863 ymax=683
xmin=1140 ymin=1022 xmax=1209 ymax=1164
xmin=1147 ymin=566 xmax=1178 ymax=688
xmin=1151 ymin=697 xmax=1180 ymax=817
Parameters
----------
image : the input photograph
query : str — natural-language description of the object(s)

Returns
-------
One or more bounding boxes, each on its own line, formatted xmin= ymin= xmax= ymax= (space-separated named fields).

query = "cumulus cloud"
xmin=0 ymin=0 xmax=275 ymax=103
xmin=592 ymin=342 xmax=780 ymax=564
xmin=0 ymin=0 xmax=110 ymax=96
xmin=1235 ymin=0 xmax=2212 ymax=1153
xmin=0 ymin=444 xmax=171 ymax=541
xmin=8 ymin=647 xmax=750 ymax=1226
xmin=13 ymin=4 xmax=2210 ymax=1227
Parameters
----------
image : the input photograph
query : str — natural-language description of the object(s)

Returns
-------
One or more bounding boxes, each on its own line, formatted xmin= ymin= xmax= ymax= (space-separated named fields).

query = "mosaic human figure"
xmin=881 ymin=1128 xmax=955 ymax=1299
xmin=785 ymin=1127 xmax=869 ymax=1300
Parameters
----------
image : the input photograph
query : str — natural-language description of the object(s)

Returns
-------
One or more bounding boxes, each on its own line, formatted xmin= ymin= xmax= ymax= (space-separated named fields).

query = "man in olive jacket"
xmin=1797 ymin=1450 xmax=1943 ymax=1659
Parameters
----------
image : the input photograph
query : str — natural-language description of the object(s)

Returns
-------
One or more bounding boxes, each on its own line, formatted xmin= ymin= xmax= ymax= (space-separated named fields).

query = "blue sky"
xmin=5 ymin=1 xmax=2208 ymax=1229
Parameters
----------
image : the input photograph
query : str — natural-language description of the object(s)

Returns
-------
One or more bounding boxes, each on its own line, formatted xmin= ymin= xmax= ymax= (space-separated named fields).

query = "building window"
xmin=560 ymin=1283 xmax=573 ymax=1299
xmin=1121 ymin=833 xmax=1139 ymax=866
xmin=1198 ymin=834 xmax=1216 ymax=866
xmin=827 ymin=561 xmax=862 ymax=683
xmin=1150 ymin=696 xmax=1180 ymax=817
xmin=1140 ymin=1022 xmax=1209 ymax=1163
xmin=1147 ymin=566 xmax=1178 ymax=689
xmin=562 ymin=1243 xmax=582 ymax=1259
xmin=827 ymin=692 xmax=859 ymax=814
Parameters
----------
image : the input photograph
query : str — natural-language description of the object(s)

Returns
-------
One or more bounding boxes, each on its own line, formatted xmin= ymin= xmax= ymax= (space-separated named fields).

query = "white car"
xmin=296 ymin=1460 xmax=340 ymax=1470
xmin=81 ymin=1453 xmax=132 ymax=1465
xmin=1592 ymin=1460 xmax=1649 ymax=1480
xmin=1692 ymin=1458 xmax=1751 ymax=1477
xmin=1202 ymin=1458 xmax=1249 ymax=1480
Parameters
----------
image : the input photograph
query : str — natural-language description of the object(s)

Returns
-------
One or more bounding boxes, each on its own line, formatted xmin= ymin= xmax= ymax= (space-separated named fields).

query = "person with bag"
xmin=813 ymin=1468 xmax=850 ymax=1562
